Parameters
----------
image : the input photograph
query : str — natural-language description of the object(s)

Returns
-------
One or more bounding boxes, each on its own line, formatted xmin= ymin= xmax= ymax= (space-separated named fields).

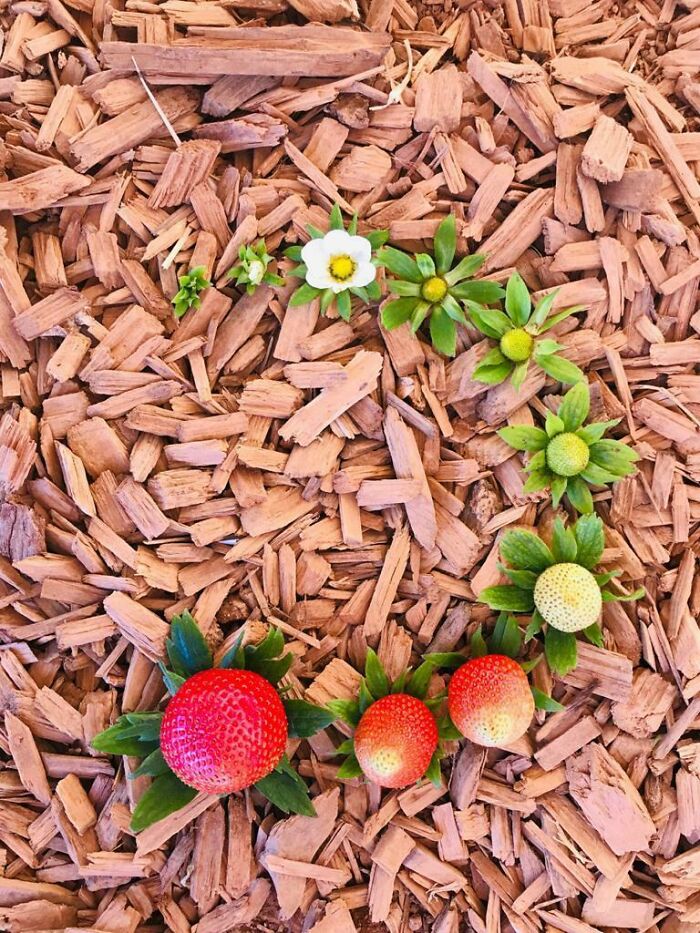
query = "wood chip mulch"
xmin=1 ymin=0 xmax=700 ymax=930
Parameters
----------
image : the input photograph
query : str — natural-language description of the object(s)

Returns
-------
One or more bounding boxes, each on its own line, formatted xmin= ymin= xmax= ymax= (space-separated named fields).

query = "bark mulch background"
xmin=1 ymin=0 xmax=700 ymax=930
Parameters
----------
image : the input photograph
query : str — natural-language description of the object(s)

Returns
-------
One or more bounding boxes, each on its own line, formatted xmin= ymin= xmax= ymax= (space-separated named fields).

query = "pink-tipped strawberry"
xmin=160 ymin=667 xmax=288 ymax=794
xmin=353 ymin=693 xmax=438 ymax=789
xmin=448 ymin=655 xmax=534 ymax=748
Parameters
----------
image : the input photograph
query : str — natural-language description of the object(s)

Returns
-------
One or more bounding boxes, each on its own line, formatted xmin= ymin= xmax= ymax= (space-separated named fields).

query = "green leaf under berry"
xmin=92 ymin=713 xmax=162 ymax=757
xmin=131 ymin=748 xmax=171 ymax=779
xmin=479 ymin=585 xmax=535 ymax=612
xmin=434 ymin=214 xmax=456 ymax=276
xmin=531 ymin=687 xmax=565 ymax=712
xmin=558 ymin=381 xmax=590 ymax=431
xmin=364 ymin=648 xmax=390 ymax=700
xmin=551 ymin=518 xmax=577 ymax=564
xmin=489 ymin=613 xmax=523 ymax=659
xmin=336 ymin=753 xmax=364 ymax=780
xmin=500 ymin=530 xmax=555 ymax=573
xmin=254 ymin=758 xmax=316 ymax=816
xmin=505 ymin=272 xmax=531 ymax=326
xmin=283 ymin=699 xmax=335 ymax=738
xmin=131 ymin=772 xmax=198 ymax=832
xmin=498 ymin=425 xmax=548 ymax=452
xmin=544 ymin=627 xmax=578 ymax=677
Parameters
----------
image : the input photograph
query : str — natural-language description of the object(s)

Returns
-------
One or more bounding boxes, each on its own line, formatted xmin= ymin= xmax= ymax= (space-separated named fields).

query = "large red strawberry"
xmin=448 ymin=655 xmax=534 ymax=748
xmin=160 ymin=668 xmax=288 ymax=794
xmin=353 ymin=693 xmax=438 ymax=788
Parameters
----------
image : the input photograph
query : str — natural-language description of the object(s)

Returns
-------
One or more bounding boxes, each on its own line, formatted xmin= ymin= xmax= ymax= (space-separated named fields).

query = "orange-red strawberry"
xmin=448 ymin=655 xmax=534 ymax=748
xmin=353 ymin=693 xmax=438 ymax=788
xmin=160 ymin=668 xmax=287 ymax=794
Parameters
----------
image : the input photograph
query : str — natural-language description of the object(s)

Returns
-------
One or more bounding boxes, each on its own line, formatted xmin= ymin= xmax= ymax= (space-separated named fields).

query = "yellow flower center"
xmin=421 ymin=276 xmax=448 ymax=303
xmin=328 ymin=254 xmax=356 ymax=282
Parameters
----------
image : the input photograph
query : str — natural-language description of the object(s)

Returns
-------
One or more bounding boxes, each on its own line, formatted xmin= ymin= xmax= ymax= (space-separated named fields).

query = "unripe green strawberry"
xmin=353 ymin=693 xmax=438 ymax=788
xmin=546 ymin=433 xmax=590 ymax=477
xmin=500 ymin=328 xmax=533 ymax=363
xmin=534 ymin=562 xmax=601 ymax=632
xmin=448 ymin=655 xmax=534 ymax=748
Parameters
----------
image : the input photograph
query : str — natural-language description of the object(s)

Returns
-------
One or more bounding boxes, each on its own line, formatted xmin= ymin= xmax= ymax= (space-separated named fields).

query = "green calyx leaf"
xmin=283 ymin=699 xmax=335 ymax=738
xmin=566 ymin=475 xmax=594 ymax=514
xmin=489 ymin=612 xmax=523 ymax=659
xmin=544 ymin=627 xmax=578 ymax=677
xmin=470 ymin=626 xmax=488 ymax=658
xmin=327 ymin=698 xmax=361 ymax=728
xmin=166 ymin=611 xmax=213 ymax=679
xmin=381 ymin=297 xmax=418 ymax=329
xmin=531 ymin=686 xmax=565 ymax=712
xmin=557 ymin=381 xmax=590 ymax=431
xmin=290 ymin=283 xmax=321 ymax=307
xmin=588 ymin=439 xmax=639 ymax=476
xmin=525 ymin=609 xmax=545 ymax=642
xmin=545 ymin=411 xmax=565 ymax=438
xmin=336 ymin=289 xmax=352 ymax=322
xmin=537 ymin=352 xmax=585 ymax=386
xmin=451 ymin=279 xmax=505 ymax=303
xmin=376 ymin=246 xmax=423 ymax=283
xmin=92 ymin=712 xmax=162 ymax=757
xmin=582 ymin=623 xmax=604 ymax=647
xmin=468 ymin=306 xmax=512 ymax=338
xmin=131 ymin=748 xmax=170 ymax=779
xmin=172 ymin=266 xmax=210 ymax=319
xmin=406 ymin=651 xmax=464 ymax=701
xmin=329 ymin=203 xmax=344 ymax=230
xmin=131 ymin=772 xmax=197 ymax=832
xmin=504 ymin=272 xmax=531 ymax=326
xmin=430 ymin=307 xmax=457 ymax=357
xmin=336 ymin=753 xmax=363 ymax=780
xmin=255 ymin=756 xmax=316 ymax=816
xmin=500 ymin=529 xmax=555 ymax=572
xmin=478 ymin=585 xmax=534 ymax=613
xmin=243 ymin=628 xmax=293 ymax=686
xmin=159 ymin=663 xmax=186 ymax=697
xmin=473 ymin=359 xmax=514 ymax=385
xmin=443 ymin=253 xmax=485 ymax=286
xmin=551 ymin=517 xmax=577 ymax=564
xmin=364 ymin=648 xmax=390 ymax=700
xmin=498 ymin=425 xmax=548 ymax=452
xmin=434 ymin=214 xmax=457 ymax=275
xmin=424 ymin=751 xmax=443 ymax=787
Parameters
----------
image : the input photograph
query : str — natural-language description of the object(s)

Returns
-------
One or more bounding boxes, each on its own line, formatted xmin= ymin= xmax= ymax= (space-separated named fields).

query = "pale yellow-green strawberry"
xmin=545 ymin=432 xmax=590 ymax=477
xmin=533 ymin=562 xmax=602 ymax=633
xmin=500 ymin=328 xmax=534 ymax=363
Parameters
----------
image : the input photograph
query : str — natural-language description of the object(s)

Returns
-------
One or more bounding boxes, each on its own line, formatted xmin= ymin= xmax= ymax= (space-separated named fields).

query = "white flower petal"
xmin=321 ymin=228 xmax=354 ymax=253
xmin=306 ymin=265 xmax=335 ymax=290
xmin=350 ymin=261 xmax=377 ymax=289
xmin=345 ymin=235 xmax=372 ymax=264
xmin=301 ymin=238 xmax=329 ymax=268
xmin=331 ymin=281 xmax=351 ymax=294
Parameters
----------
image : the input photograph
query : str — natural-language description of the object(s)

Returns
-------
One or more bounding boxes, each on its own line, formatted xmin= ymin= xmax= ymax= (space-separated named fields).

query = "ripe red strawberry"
xmin=353 ymin=693 xmax=438 ymax=788
xmin=448 ymin=655 xmax=534 ymax=748
xmin=160 ymin=668 xmax=287 ymax=794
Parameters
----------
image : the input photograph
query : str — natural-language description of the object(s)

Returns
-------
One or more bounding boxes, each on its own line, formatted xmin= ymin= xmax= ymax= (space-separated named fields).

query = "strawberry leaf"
xmin=130 ymin=772 xmax=197 ymax=832
xmin=247 ymin=654 xmax=293 ymax=686
xmin=434 ymin=213 xmax=456 ymax=275
xmin=359 ymin=679 xmax=375 ymax=713
xmin=470 ymin=626 xmax=488 ymax=658
xmin=327 ymin=698 xmax=361 ymax=727
xmin=167 ymin=612 xmax=212 ymax=678
xmin=283 ymin=700 xmax=335 ymax=738
xmin=525 ymin=609 xmax=545 ymax=642
xmin=582 ymin=623 xmax=604 ymax=647
xmin=479 ymin=585 xmax=534 ymax=612
xmin=558 ymin=381 xmax=590 ymax=431
xmin=92 ymin=714 xmax=162 ymax=757
xmin=544 ymin=627 xmax=578 ymax=676
xmin=438 ymin=716 xmax=463 ymax=741
xmin=217 ymin=629 xmax=247 ymax=669
xmin=424 ymin=752 xmax=443 ymax=787
xmin=504 ymin=272 xmax=531 ymax=326
xmin=131 ymin=748 xmax=171 ymax=779
xmin=159 ymin=663 xmax=186 ymax=696
xmin=500 ymin=530 xmax=554 ymax=572
xmin=551 ymin=518 xmax=577 ymax=564
xmin=498 ymin=425 xmax=548 ymax=452
xmin=490 ymin=613 xmax=522 ymax=659
xmin=255 ymin=758 xmax=316 ymax=816
xmin=364 ymin=648 xmax=390 ymax=699
xmin=531 ymin=687 xmax=565 ymax=712
xmin=566 ymin=476 xmax=594 ymax=514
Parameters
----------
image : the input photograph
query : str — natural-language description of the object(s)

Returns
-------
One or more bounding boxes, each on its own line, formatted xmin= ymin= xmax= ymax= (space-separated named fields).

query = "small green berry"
xmin=421 ymin=276 xmax=448 ymax=303
xmin=534 ymin=563 xmax=602 ymax=633
xmin=546 ymin=433 xmax=590 ymax=477
xmin=500 ymin=328 xmax=533 ymax=363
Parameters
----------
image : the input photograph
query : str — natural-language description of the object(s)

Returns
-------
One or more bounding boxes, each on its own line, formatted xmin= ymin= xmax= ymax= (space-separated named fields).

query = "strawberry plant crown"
xmin=327 ymin=648 xmax=465 ymax=785
xmin=172 ymin=266 xmax=210 ymax=319
xmin=478 ymin=514 xmax=644 ymax=677
xmin=498 ymin=381 xmax=639 ymax=514
xmin=376 ymin=213 xmax=504 ymax=357
xmin=92 ymin=612 xmax=333 ymax=830
xmin=471 ymin=274 xmax=585 ymax=390
xmin=285 ymin=203 xmax=387 ymax=321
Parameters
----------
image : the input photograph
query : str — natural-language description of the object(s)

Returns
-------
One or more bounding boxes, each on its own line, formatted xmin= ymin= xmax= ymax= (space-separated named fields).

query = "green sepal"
xmin=522 ymin=470 xmax=551 ymax=493
xmin=511 ymin=361 xmax=529 ymax=391
xmin=478 ymin=585 xmax=534 ymax=612
xmin=336 ymin=289 xmax=352 ymax=321
xmin=450 ymin=280 xmax=504 ymax=303
xmin=365 ymin=278 xmax=382 ymax=300
xmin=551 ymin=518 xmax=577 ymax=563
xmin=166 ymin=611 xmax=213 ymax=679
xmin=434 ymin=214 xmax=456 ymax=275
xmin=538 ymin=305 xmax=585 ymax=332
xmin=337 ymin=753 xmax=364 ymax=779
xmin=501 ymin=567 xmax=538 ymax=590
xmin=472 ymin=360 xmax=513 ymax=385
xmin=576 ymin=419 xmax=620 ymax=445
xmin=537 ymin=353 xmax=585 ymax=385
xmin=91 ymin=713 xmax=162 ymax=757
xmin=131 ymin=748 xmax=171 ymax=779
xmin=283 ymin=699 xmax=335 ymax=738
xmin=442 ymin=292 xmax=467 ymax=324
xmin=430 ymin=308 xmax=457 ymax=356
xmin=470 ymin=626 xmax=488 ymax=658
xmin=289 ymin=283 xmax=320 ymax=306
xmin=306 ymin=223 xmax=325 ymax=239
xmin=533 ymin=338 xmax=561 ymax=356
xmin=545 ymin=411 xmax=565 ymax=438
xmin=582 ymin=623 xmax=604 ymax=647
xmin=217 ymin=629 xmax=247 ymax=670
xmin=443 ymin=253 xmax=485 ymax=286
xmin=376 ymin=246 xmax=422 ymax=282
xmin=255 ymin=757 xmax=316 ymax=816
xmin=531 ymin=687 xmax=565 ymax=712
xmin=243 ymin=628 xmax=293 ymax=685
xmin=159 ymin=663 xmax=186 ymax=697
xmin=329 ymin=204 xmax=343 ymax=230
xmin=602 ymin=586 xmax=644 ymax=603
xmin=544 ymin=627 xmax=578 ymax=676
xmin=500 ymin=530 xmax=555 ymax=572
xmin=594 ymin=570 xmax=621 ymax=587
xmin=366 ymin=229 xmax=389 ymax=249
xmin=580 ymin=462 xmax=623 ymax=486
xmin=468 ymin=306 xmax=511 ymax=338
xmin=388 ymin=279 xmax=422 ymax=296
xmin=130 ymin=772 xmax=198 ymax=832
xmin=364 ymin=648 xmax=390 ymax=700
xmin=498 ymin=425 xmax=548 ymax=452
xmin=437 ymin=716 xmax=463 ymax=742
xmin=550 ymin=475 xmax=567 ymax=509
xmin=358 ymin=679 xmax=375 ymax=713
xmin=566 ymin=476 xmax=594 ymax=514
xmin=504 ymin=272 xmax=531 ymax=326
xmin=525 ymin=609 xmax=545 ymax=642
xmin=415 ymin=252 xmax=435 ymax=279
xmin=381 ymin=297 xmax=418 ymax=329
xmin=335 ymin=738 xmax=355 ymax=756
xmin=558 ymin=381 xmax=590 ymax=431
xmin=326 ymin=698 xmax=361 ymax=727
xmin=529 ymin=290 xmax=557 ymax=329
xmin=320 ymin=288 xmax=335 ymax=314
xmin=424 ymin=752 xmax=443 ymax=787
xmin=284 ymin=245 xmax=303 ymax=262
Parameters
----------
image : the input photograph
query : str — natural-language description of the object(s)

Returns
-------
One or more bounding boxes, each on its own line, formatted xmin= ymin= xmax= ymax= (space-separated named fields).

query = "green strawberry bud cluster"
xmin=499 ymin=381 xmax=639 ymax=513
xmin=479 ymin=514 xmax=643 ymax=676
xmin=227 ymin=239 xmax=283 ymax=295
xmin=171 ymin=266 xmax=211 ymax=319
xmin=377 ymin=214 xmax=505 ymax=357
xmin=471 ymin=272 xmax=585 ymax=390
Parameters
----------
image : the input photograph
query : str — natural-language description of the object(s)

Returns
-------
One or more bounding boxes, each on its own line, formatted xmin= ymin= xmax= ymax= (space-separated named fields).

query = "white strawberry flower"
xmin=301 ymin=229 xmax=376 ymax=295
